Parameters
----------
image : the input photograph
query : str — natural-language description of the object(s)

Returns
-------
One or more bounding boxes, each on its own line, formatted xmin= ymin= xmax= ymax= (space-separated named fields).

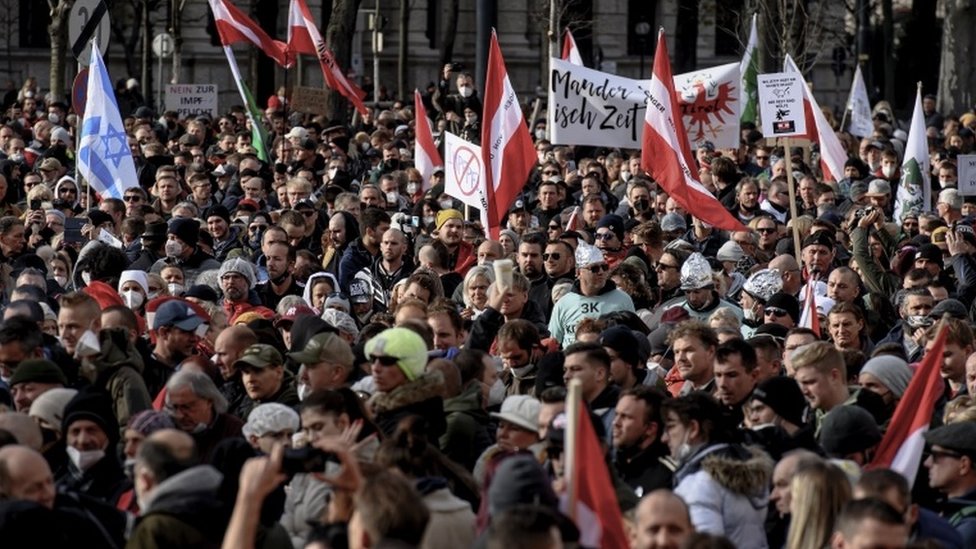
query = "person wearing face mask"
xmin=662 ymin=391 xmax=773 ymax=548
xmin=738 ymin=269 xmax=783 ymax=338
xmin=118 ymin=269 xmax=150 ymax=313
xmin=150 ymin=217 xmax=220 ymax=287
xmin=55 ymin=390 xmax=130 ymax=505
xmin=115 ymin=410 xmax=175 ymax=513
xmin=433 ymin=67 xmax=483 ymax=131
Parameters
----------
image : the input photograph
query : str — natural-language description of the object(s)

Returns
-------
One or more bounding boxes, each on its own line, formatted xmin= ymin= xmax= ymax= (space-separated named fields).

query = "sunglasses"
xmin=300 ymin=210 xmax=315 ymax=217
xmin=765 ymin=307 xmax=789 ymax=317
xmin=583 ymin=263 xmax=609 ymax=273
xmin=369 ymin=354 xmax=400 ymax=367
xmin=595 ymin=232 xmax=616 ymax=241
xmin=543 ymin=253 xmax=562 ymax=261
xmin=548 ymin=224 xmax=561 ymax=231
xmin=655 ymin=263 xmax=679 ymax=272
xmin=542 ymin=170 xmax=559 ymax=176
xmin=757 ymin=227 xmax=777 ymax=234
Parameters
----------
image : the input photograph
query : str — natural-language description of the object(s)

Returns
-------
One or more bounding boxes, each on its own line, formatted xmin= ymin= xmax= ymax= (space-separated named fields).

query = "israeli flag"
xmin=77 ymin=45 xmax=138 ymax=199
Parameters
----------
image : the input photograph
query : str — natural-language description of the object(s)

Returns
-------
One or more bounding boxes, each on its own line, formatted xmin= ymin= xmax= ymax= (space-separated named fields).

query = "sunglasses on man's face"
xmin=765 ymin=307 xmax=788 ymax=317
xmin=369 ymin=354 xmax=400 ymax=367
xmin=543 ymin=253 xmax=562 ymax=261
xmin=583 ymin=263 xmax=609 ymax=273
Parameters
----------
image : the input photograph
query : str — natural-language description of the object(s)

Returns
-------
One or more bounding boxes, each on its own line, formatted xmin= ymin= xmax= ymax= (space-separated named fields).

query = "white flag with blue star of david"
xmin=77 ymin=45 xmax=138 ymax=199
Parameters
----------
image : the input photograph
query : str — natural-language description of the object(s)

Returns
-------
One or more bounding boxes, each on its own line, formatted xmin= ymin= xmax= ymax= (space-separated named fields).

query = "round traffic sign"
xmin=152 ymin=33 xmax=174 ymax=58
xmin=68 ymin=0 xmax=111 ymax=65
xmin=72 ymin=68 xmax=90 ymax=116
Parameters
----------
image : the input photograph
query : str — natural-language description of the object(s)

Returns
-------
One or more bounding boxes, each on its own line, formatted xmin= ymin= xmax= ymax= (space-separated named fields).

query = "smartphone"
xmin=30 ymin=199 xmax=41 ymax=210
xmin=64 ymin=217 xmax=86 ymax=244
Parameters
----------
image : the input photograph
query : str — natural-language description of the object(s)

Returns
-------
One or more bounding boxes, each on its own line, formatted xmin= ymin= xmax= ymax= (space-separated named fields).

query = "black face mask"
xmin=633 ymin=198 xmax=649 ymax=212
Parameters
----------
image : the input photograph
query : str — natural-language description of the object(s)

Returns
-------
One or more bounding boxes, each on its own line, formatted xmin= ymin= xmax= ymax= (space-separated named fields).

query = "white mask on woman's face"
xmin=122 ymin=289 xmax=145 ymax=309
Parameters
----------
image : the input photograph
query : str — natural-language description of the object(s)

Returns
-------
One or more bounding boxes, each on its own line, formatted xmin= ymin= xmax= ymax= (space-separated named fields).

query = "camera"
xmin=281 ymin=446 xmax=336 ymax=475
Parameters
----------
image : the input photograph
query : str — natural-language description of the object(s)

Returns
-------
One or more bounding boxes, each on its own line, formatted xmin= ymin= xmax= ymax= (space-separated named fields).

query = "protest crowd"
xmin=2 ymin=2 xmax=976 ymax=549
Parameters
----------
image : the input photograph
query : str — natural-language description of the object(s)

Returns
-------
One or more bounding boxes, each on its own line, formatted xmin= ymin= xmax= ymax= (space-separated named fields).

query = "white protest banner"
xmin=165 ymin=84 xmax=218 ymax=118
xmin=548 ymin=58 xmax=741 ymax=149
xmin=958 ymin=155 xmax=976 ymax=196
xmin=548 ymin=57 xmax=648 ymax=149
xmin=443 ymin=132 xmax=489 ymax=231
xmin=674 ymin=62 xmax=740 ymax=148
xmin=757 ymin=73 xmax=806 ymax=137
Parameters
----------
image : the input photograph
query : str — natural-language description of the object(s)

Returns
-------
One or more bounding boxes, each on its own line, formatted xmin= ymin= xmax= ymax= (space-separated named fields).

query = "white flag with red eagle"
xmin=287 ymin=0 xmax=368 ymax=115
xmin=481 ymin=31 xmax=536 ymax=239
xmin=640 ymin=30 xmax=745 ymax=232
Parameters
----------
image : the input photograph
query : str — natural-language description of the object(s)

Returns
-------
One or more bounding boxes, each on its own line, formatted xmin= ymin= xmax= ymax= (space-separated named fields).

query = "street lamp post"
xmin=635 ymin=22 xmax=651 ymax=79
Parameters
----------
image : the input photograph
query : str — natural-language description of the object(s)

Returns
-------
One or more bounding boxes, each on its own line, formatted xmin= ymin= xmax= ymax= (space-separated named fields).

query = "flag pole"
xmin=838 ymin=65 xmax=854 ymax=134
xmin=782 ymin=137 xmax=802 ymax=256
xmin=564 ymin=378 xmax=582 ymax=523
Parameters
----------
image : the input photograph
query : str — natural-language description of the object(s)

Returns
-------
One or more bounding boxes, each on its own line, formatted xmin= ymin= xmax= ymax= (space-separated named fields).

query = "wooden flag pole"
xmin=564 ymin=378 xmax=582 ymax=523
xmin=782 ymin=137 xmax=802 ymax=256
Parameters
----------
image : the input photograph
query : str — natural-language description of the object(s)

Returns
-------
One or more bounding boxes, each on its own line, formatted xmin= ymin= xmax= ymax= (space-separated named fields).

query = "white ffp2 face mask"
xmin=66 ymin=446 xmax=105 ymax=471
xmin=122 ymin=290 xmax=145 ymax=309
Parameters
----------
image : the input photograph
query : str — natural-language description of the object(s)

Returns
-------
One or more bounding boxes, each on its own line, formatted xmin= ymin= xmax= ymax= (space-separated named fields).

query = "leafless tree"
xmin=48 ymin=0 xmax=73 ymax=101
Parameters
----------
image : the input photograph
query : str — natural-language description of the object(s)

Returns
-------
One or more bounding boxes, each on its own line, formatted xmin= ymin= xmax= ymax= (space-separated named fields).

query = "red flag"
xmin=799 ymin=284 xmax=821 ymax=337
xmin=287 ymin=0 xmax=368 ymax=115
xmin=640 ymin=31 xmax=746 ymax=232
xmin=413 ymin=90 xmax=442 ymax=191
xmin=208 ymin=0 xmax=289 ymax=67
xmin=783 ymin=55 xmax=847 ymax=182
xmin=564 ymin=205 xmax=581 ymax=232
xmin=481 ymin=31 xmax=536 ymax=239
xmin=562 ymin=30 xmax=583 ymax=66
xmin=867 ymin=322 xmax=947 ymax=485
xmin=573 ymin=406 xmax=629 ymax=549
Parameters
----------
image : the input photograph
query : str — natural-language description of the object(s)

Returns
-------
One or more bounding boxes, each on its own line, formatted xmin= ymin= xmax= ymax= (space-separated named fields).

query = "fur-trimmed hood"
xmin=370 ymin=371 xmax=444 ymax=415
xmin=676 ymin=443 xmax=773 ymax=499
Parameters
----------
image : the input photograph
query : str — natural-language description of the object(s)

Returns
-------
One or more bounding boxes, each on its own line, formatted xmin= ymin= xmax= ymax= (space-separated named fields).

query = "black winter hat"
xmin=62 ymin=390 xmax=118 ymax=443
xmin=819 ymin=405 xmax=881 ymax=458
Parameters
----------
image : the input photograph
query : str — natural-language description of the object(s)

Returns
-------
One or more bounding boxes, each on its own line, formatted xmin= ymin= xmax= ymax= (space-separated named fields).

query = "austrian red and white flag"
xmin=784 ymin=55 xmax=847 ymax=182
xmin=287 ymin=0 xmax=368 ymax=115
xmin=413 ymin=90 xmax=442 ymax=191
xmin=481 ymin=30 xmax=535 ymax=239
xmin=640 ymin=31 xmax=745 ymax=232
xmin=209 ymin=0 xmax=289 ymax=67
xmin=868 ymin=322 xmax=947 ymax=485
xmin=799 ymin=283 xmax=821 ymax=337
xmin=565 ymin=206 xmax=582 ymax=232
xmin=562 ymin=29 xmax=584 ymax=66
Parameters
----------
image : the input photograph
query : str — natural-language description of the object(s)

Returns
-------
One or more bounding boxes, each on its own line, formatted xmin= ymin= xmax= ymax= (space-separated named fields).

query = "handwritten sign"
xmin=757 ymin=73 xmax=806 ymax=137
xmin=958 ymin=154 xmax=976 ymax=196
xmin=547 ymin=58 xmax=740 ymax=149
xmin=291 ymin=86 xmax=330 ymax=115
xmin=443 ymin=132 xmax=489 ymax=232
xmin=165 ymin=84 xmax=217 ymax=119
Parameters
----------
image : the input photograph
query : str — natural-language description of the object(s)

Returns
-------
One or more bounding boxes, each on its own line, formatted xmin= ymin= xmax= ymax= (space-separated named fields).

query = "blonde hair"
xmin=945 ymin=396 xmax=976 ymax=424
xmin=708 ymin=307 xmax=741 ymax=331
xmin=786 ymin=461 xmax=852 ymax=549
xmin=791 ymin=340 xmax=846 ymax=379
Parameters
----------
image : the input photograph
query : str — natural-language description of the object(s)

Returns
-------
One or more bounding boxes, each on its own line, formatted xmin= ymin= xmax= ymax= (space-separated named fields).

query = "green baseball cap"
xmin=234 ymin=344 xmax=283 ymax=371
xmin=287 ymin=332 xmax=354 ymax=369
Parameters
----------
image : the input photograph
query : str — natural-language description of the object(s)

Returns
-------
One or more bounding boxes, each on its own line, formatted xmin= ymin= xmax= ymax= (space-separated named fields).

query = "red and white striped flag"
xmin=209 ymin=0 xmax=289 ymax=67
xmin=799 ymin=283 xmax=821 ymax=337
xmin=868 ymin=321 xmax=947 ymax=485
xmin=562 ymin=29 xmax=584 ymax=66
xmin=287 ymin=0 xmax=368 ymax=115
xmin=784 ymin=55 xmax=847 ymax=182
xmin=565 ymin=205 xmax=581 ymax=232
xmin=413 ymin=89 xmax=442 ymax=191
xmin=481 ymin=30 xmax=536 ymax=239
xmin=640 ymin=30 xmax=745 ymax=232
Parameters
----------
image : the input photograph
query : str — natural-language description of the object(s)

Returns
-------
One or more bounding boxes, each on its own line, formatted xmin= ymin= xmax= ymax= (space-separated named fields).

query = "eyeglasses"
xmin=757 ymin=227 xmax=777 ymax=234
xmin=583 ymin=263 xmax=609 ymax=273
xmin=765 ymin=307 xmax=789 ymax=317
xmin=369 ymin=354 xmax=400 ymax=367
xmin=248 ymin=225 xmax=268 ymax=232
xmin=123 ymin=194 xmax=142 ymax=202
xmin=655 ymin=263 xmax=679 ymax=272
xmin=928 ymin=448 xmax=963 ymax=461
xmin=543 ymin=253 xmax=561 ymax=261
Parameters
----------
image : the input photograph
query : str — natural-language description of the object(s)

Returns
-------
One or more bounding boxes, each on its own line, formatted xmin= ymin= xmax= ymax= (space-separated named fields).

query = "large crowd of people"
xmin=0 ymin=63 xmax=974 ymax=549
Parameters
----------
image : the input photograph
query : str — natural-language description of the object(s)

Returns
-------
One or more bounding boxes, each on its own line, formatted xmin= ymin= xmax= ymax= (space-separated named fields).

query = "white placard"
xmin=958 ymin=155 xmax=976 ymax=196
xmin=443 ymin=132 xmax=489 ymax=230
xmin=547 ymin=58 xmax=741 ymax=150
xmin=165 ymin=84 xmax=218 ymax=119
xmin=757 ymin=73 xmax=807 ymax=138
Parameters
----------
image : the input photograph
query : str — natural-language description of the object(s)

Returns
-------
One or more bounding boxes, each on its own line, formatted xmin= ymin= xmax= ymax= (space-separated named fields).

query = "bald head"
xmin=635 ymin=489 xmax=693 ymax=549
xmin=477 ymin=240 xmax=504 ymax=265
xmin=215 ymin=325 xmax=257 ymax=379
xmin=0 ymin=413 xmax=42 ymax=451
xmin=769 ymin=254 xmax=802 ymax=294
xmin=147 ymin=428 xmax=196 ymax=462
xmin=0 ymin=445 xmax=56 ymax=509
xmin=769 ymin=254 xmax=800 ymax=273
